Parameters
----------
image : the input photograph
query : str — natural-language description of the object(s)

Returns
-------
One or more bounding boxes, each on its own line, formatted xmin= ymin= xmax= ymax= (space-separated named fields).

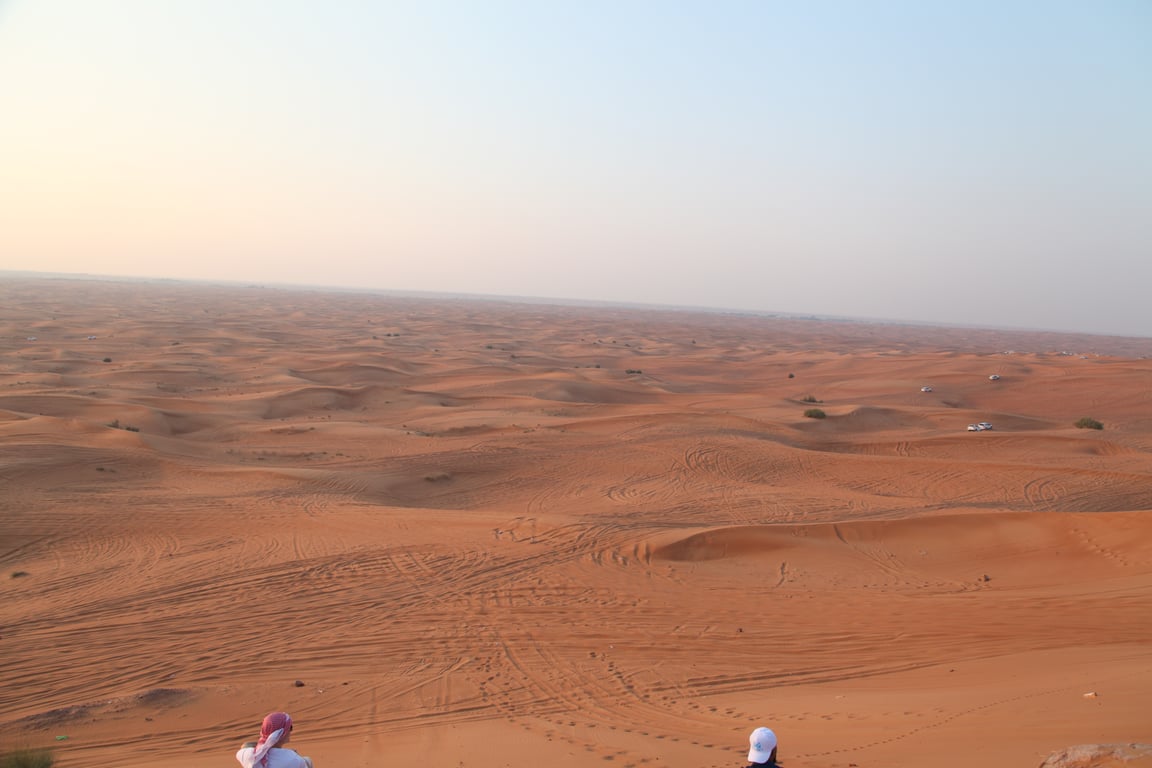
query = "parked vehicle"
xmin=921 ymin=386 xmax=933 ymax=392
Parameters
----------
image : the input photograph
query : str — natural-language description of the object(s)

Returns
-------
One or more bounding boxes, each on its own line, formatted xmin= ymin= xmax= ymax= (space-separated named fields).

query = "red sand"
xmin=1 ymin=276 xmax=1150 ymax=768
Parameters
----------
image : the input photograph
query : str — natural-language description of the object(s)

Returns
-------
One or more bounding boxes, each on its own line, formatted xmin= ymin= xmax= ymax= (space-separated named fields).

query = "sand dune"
xmin=1 ymin=276 xmax=1150 ymax=768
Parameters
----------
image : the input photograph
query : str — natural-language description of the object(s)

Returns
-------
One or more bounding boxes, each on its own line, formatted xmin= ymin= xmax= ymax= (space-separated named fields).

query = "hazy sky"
xmin=1 ymin=2 xmax=1149 ymax=336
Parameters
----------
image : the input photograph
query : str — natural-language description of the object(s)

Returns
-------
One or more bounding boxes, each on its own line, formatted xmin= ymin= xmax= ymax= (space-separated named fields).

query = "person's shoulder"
xmin=285 ymin=751 xmax=311 ymax=768
xmin=269 ymin=749 xmax=308 ymax=766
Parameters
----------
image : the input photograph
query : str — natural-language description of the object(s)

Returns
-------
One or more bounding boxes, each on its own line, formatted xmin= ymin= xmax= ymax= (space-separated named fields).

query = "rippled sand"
xmin=2 ymin=276 xmax=1150 ymax=768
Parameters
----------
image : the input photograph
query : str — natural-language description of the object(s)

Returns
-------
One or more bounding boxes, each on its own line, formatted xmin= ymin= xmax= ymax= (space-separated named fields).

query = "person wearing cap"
xmin=746 ymin=726 xmax=778 ymax=767
xmin=236 ymin=711 xmax=314 ymax=768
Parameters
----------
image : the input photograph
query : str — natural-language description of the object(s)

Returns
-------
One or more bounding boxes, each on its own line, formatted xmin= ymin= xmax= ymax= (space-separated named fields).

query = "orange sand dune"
xmin=1 ymin=276 xmax=1151 ymax=768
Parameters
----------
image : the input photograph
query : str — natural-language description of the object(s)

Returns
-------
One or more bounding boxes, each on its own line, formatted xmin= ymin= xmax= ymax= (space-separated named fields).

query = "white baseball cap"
xmin=748 ymin=727 xmax=777 ymax=763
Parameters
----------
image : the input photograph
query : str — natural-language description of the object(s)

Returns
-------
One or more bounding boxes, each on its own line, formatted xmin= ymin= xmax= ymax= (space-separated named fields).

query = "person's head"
xmin=748 ymin=726 xmax=777 ymax=765
xmin=260 ymin=712 xmax=294 ymax=746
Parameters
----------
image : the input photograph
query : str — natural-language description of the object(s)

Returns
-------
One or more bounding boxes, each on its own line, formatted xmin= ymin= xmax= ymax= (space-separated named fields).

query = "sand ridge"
xmin=1 ymin=276 xmax=1150 ymax=768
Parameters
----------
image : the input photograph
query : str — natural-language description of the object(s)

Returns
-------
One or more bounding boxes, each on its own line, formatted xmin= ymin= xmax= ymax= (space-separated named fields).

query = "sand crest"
xmin=1 ymin=276 xmax=1150 ymax=768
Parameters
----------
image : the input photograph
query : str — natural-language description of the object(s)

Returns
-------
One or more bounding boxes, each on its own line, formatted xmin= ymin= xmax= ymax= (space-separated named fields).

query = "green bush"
xmin=804 ymin=408 xmax=826 ymax=419
xmin=1 ymin=747 xmax=55 ymax=768
xmin=1075 ymin=417 xmax=1103 ymax=430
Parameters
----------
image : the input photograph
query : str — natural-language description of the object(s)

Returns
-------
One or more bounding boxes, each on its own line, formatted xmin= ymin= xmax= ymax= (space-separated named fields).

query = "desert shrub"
xmin=804 ymin=408 xmax=826 ymax=419
xmin=801 ymin=395 xmax=822 ymax=403
xmin=102 ymin=357 xmax=112 ymax=363
xmin=11 ymin=571 xmax=29 ymax=578
xmin=625 ymin=369 xmax=643 ymax=374
xmin=1075 ymin=417 xmax=1103 ymax=430
xmin=787 ymin=372 xmax=794 ymax=378
xmin=1 ymin=747 xmax=55 ymax=768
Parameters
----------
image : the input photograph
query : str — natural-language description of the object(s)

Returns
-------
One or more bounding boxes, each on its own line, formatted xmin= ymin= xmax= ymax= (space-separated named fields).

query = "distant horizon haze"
xmin=1 ymin=2 xmax=1148 ymax=337
xmin=6 ymin=268 xmax=1151 ymax=344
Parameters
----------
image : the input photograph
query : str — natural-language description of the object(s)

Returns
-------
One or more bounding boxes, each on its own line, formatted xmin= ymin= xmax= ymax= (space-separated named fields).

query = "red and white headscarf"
xmin=245 ymin=712 xmax=293 ymax=768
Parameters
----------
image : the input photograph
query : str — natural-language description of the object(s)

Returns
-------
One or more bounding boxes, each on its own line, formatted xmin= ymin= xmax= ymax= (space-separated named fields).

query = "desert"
xmin=1 ymin=275 xmax=1150 ymax=768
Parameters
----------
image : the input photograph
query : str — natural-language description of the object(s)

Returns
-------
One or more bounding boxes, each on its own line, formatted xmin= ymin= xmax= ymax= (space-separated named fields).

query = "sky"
xmin=1 ymin=1 xmax=1149 ymax=337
